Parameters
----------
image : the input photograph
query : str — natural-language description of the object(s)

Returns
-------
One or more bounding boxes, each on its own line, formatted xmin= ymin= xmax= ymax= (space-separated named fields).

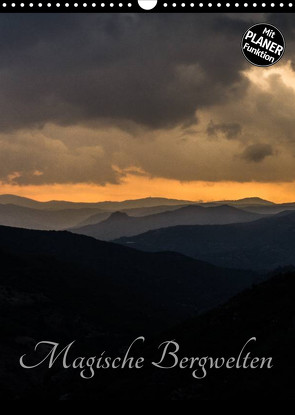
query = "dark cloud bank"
xmin=0 ymin=13 xmax=294 ymax=186
xmin=0 ymin=13 xmax=256 ymax=131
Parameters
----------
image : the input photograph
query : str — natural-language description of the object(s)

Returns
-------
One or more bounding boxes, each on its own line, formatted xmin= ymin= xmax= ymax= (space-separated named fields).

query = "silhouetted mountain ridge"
xmin=0 ymin=194 xmax=191 ymax=211
xmin=0 ymin=203 xmax=104 ymax=230
xmin=116 ymin=211 xmax=295 ymax=271
xmin=72 ymin=204 xmax=263 ymax=241
xmin=0 ymin=232 xmax=293 ymax=399
xmin=205 ymin=197 xmax=274 ymax=206
xmin=0 ymin=224 xmax=258 ymax=327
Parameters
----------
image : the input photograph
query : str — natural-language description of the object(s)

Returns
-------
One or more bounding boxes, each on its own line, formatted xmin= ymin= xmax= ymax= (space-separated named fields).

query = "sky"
xmin=1 ymin=12 xmax=295 ymax=202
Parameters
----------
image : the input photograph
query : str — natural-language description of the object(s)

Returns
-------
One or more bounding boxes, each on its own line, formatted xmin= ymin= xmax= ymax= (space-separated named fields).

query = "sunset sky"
xmin=1 ymin=13 xmax=295 ymax=203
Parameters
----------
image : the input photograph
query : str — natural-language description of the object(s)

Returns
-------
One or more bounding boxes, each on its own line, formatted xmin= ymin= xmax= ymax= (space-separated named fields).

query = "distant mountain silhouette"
xmin=202 ymin=197 xmax=295 ymax=215
xmin=77 ymin=203 xmax=194 ymax=226
xmin=2 ymin=194 xmax=295 ymax=226
xmin=0 ymin=203 xmax=105 ymax=230
xmin=203 ymin=197 xmax=274 ymax=207
xmin=72 ymin=205 xmax=263 ymax=241
xmin=0 ymin=194 xmax=191 ymax=211
xmin=116 ymin=211 xmax=295 ymax=271
xmin=232 ymin=196 xmax=274 ymax=205
xmin=239 ymin=203 xmax=295 ymax=215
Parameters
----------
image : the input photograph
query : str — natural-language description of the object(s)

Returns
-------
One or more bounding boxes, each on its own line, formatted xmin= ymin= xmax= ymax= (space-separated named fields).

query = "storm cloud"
xmin=0 ymin=13 xmax=256 ymax=131
xmin=0 ymin=13 xmax=295 ymax=186
xmin=207 ymin=121 xmax=242 ymax=140
xmin=240 ymin=143 xmax=274 ymax=163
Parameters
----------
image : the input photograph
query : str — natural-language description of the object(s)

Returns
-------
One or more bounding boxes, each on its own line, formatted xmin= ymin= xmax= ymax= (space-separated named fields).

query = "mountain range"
xmin=116 ymin=210 xmax=295 ymax=271
xmin=0 ymin=196 xmax=268 ymax=233
xmin=2 ymin=194 xmax=295 ymax=213
xmin=0 ymin=194 xmax=190 ymax=211
xmin=203 ymin=197 xmax=295 ymax=214
xmin=1 ymin=194 xmax=295 ymax=233
xmin=0 ymin=195 xmax=294 ymax=399
xmin=0 ymin=203 xmax=105 ymax=230
xmin=72 ymin=205 xmax=263 ymax=241
xmin=0 ymin=224 xmax=259 ymax=400
xmin=0 ymin=225 xmax=258 ymax=330
xmin=0 ymin=222 xmax=293 ymax=399
xmin=0 ymin=202 xmax=198 ymax=231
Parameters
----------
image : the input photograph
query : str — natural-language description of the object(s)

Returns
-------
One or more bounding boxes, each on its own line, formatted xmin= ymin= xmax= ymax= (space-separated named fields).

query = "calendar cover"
xmin=0 ymin=3 xmax=294 ymax=400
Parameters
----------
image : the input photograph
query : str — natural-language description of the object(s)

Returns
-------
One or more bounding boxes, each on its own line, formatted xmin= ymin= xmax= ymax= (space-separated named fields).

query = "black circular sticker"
xmin=241 ymin=23 xmax=285 ymax=67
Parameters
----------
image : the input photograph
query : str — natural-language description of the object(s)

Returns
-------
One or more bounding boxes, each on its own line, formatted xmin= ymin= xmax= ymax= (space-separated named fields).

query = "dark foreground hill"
xmin=88 ymin=269 xmax=295 ymax=400
xmin=0 ymin=225 xmax=256 ymax=334
xmin=116 ymin=211 xmax=295 ymax=271
xmin=72 ymin=205 xmax=262 ymax=241
xmin=0 ymin=224 xmax=260 ymax=399
xmin=0 ymin=235 xmax=293 ymax=398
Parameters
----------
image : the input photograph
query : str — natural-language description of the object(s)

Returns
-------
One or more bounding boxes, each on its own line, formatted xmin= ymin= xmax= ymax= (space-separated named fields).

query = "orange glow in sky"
xmin=1 ymin=174 xmax=295 ymax=203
